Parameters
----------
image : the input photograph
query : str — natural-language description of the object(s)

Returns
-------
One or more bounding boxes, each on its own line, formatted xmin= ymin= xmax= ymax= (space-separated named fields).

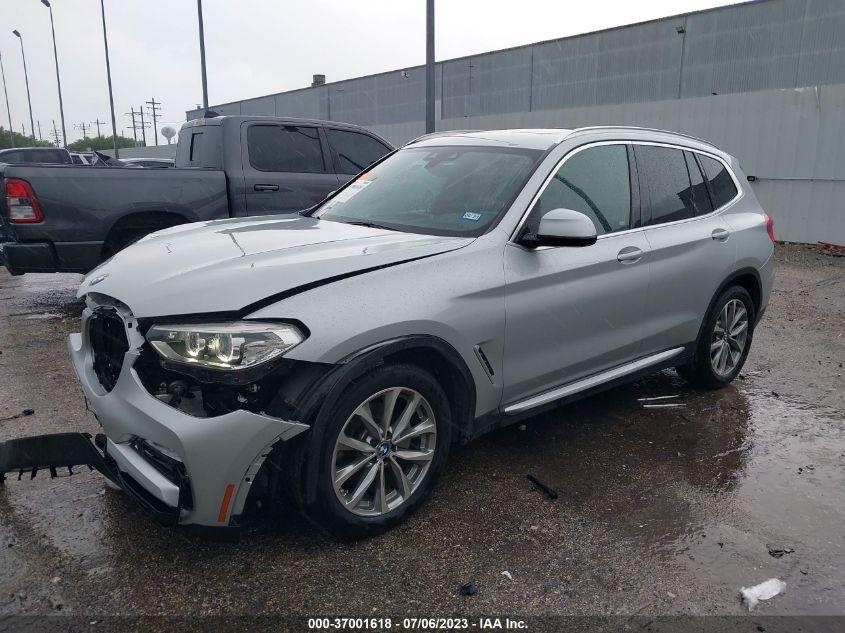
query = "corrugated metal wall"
xmin=185 ymin=0 xmax=845 ymax=244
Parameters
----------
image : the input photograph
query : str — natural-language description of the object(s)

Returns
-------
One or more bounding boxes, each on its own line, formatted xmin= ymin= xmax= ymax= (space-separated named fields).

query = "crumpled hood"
xmin=79 ymin=216 xmax=472 ymax=317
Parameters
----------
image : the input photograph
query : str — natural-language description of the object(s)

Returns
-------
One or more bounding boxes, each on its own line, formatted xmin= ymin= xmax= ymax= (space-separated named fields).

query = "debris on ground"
xmin=0 ymin=408 xmax=35 ymax=422
xmin=740 ymin=578 xmax=786 ymax=611
xmin=767 ymin=547 xmax=795 ymax=558
xmin=458 ymin=582 xmax=477 ymax=596
xmin=526 ymin=474 xmax=558 ymax=500
xmin=638 ymin=395 xmax=680 ymax=403
xmin=501 ymin=571 xmax=513 ymax=581
xmin=638 ymin=396 xmax=687 ymax=409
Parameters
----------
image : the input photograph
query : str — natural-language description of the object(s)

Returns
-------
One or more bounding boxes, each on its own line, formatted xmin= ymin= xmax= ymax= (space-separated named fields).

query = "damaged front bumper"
xmin=61 ymin=305 xmax=310 ymax=528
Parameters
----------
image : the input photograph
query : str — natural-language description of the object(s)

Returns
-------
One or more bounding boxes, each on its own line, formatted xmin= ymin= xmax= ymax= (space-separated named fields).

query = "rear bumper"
xmin=67 ymin=305 xmax=309 ymax=527
xmin=1 ymin=241 xmax=103 ymax=275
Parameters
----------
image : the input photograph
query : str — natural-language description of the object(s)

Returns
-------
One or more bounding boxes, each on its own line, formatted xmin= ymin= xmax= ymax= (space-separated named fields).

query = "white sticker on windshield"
xmin=333 ymin=179 xmax=373 ymax=203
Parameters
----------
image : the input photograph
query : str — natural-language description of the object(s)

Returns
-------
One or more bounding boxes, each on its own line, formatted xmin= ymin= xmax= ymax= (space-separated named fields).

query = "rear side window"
xmin=699 ymin=155 xmax=739 ymax=209
xmin=327 ymin=129 xmax=391 ymax=175
xmin=189 ymin=132 xmax=204 ymax=162
xmin=636 ymin=145 xmax=696 ymax=226
xmin=0 ymin=151 xmax=25 ymax=163
xmin=531 ymin=144 xmax=631 ymax=236
xmin=684 ymin=151 xmax=713 ymax=216
xmin=248 ymin=125 xmax=324 ymax=173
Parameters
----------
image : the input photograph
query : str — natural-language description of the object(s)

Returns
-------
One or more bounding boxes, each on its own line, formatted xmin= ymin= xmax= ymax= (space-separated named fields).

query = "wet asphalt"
xmin=0 ymin=244 xmax=843 ymax=621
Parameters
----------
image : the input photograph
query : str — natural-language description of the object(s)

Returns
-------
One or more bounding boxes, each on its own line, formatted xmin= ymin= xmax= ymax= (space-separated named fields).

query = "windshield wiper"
xmin=343 ymin=220 xmax=397 ymax=231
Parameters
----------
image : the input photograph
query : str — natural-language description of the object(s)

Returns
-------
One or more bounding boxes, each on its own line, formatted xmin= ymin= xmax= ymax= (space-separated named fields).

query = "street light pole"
xmin=197 ymin=0 xmax=209 ymax=109
xmin=11 ymin=30 xmax=35 ymax=143
xmin=41 ymin=0 xmax=67 ymax=148
xmin=0 ymin=50 xmax=13 ymax=147
xmin=425 ymin=0 xmax=435 ymax=134
xmin=99 ymin=0 xmax=119 ymax=158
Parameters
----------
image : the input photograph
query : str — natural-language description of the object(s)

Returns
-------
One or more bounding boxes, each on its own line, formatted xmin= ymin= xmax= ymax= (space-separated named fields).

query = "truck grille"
xmin=89 ymin=310 xmax=129 ymax=392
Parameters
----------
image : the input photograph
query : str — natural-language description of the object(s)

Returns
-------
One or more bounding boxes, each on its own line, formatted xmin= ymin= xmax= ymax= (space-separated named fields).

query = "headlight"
xmin=146 ymin=321 xmax=304 ymax=370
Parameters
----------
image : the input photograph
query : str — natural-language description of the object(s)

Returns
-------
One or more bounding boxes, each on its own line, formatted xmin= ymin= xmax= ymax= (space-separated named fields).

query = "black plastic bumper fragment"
xmin=0 ymin=432 xmax=188 ymax=527
xmin=0 ymin=432 xmax=115 ymax=483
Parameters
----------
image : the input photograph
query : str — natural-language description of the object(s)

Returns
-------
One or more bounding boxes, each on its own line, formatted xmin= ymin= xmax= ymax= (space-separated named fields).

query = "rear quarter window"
xmin=699 ymin=155 xmax=739 ymax=209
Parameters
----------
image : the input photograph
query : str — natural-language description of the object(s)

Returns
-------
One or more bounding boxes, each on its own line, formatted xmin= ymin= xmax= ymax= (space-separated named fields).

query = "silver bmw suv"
xmin=68 ymin=127 xmax=775 ymax=536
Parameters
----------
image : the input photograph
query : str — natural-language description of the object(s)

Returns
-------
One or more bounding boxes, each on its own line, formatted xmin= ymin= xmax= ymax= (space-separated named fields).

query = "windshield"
xmin=313 ymin=145 xmax=542 ymax=237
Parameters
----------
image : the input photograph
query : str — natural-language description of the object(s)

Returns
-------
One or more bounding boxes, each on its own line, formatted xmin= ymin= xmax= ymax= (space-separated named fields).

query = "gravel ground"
xmin=0 ymin=244 xmax=843 ymax=626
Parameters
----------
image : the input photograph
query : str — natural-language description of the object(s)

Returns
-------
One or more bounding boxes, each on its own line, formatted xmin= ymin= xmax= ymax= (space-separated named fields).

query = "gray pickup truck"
xmin=0 ymin=115 xmax=393 ymax=275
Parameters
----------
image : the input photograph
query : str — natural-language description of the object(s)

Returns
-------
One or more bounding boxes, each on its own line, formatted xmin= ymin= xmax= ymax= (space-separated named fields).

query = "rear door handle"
xmin=711 ymin=228 xmax=731 ymax=242
xmin=254 ymin=184 xmax=280 ymax=192
xmin=617 ymin=246 xmax=643 ymax=264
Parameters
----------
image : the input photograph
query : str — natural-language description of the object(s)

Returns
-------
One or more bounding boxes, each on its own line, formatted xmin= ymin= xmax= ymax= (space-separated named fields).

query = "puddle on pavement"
xmin=1 ymin=365 xmax=842 ymax=612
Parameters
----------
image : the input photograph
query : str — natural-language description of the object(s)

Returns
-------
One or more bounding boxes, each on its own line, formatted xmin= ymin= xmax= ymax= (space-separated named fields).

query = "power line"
xmin=145 ymin=97 xmax=161 ymax=146
xmin=74 ymin=121 xmax=89 ymax=139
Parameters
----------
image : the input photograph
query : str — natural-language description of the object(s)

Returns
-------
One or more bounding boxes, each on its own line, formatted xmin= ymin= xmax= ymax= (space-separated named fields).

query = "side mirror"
xmin=522 ymin=208 xmax=598 ymax=247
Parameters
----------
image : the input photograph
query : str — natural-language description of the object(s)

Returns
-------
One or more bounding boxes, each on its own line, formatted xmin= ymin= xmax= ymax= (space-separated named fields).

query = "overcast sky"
xmin=0 ymin=0 xmax=738 ymax=145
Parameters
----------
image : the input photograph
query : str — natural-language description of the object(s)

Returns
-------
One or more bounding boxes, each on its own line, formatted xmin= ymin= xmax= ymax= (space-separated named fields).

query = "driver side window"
xmin=528 ymin=144 xmax=631 ymax=236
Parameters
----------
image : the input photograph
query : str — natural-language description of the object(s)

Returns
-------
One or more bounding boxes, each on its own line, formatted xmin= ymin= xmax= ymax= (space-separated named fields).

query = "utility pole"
xmin=50 ymin=119 xmax=60 ymax=147
xmin=36 ymin=120 xmax=42 ymax=141
xmin=145 ymin=98 xmax=161 ymax=145
xmin=93 ymin=117 xmax=106 ymax=138
xmin=138 ymin=105 xmax=147 ymax=146
xmin=12 ymin=30 xmax=35 ymax=143
xmin=425 ymin=0 xmax=435 ymax=134
xmin=0 ymin=50 xmax=13 ymax=147
xmin=100 ymin=0 xmax=119 ymax=158
xmin=197 ymin=0 xmax=209 ymax=109
xmin=126 ymin=107 xmax=138 ymax=145
xmin=75 ymin=121 xmax=89 ymax=139
xmin=41 ymin=0 xmax=67 ymax=148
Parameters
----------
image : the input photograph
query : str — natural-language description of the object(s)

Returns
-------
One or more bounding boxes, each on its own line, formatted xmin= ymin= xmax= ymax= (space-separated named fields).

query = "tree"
xmin=67 ymin=135 xmax=135 ymax=152
xmin=0 ymin=126 xmax=56 ymax=150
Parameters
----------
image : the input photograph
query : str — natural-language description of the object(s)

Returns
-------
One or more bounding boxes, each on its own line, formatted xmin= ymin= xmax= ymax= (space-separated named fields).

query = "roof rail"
xmin=404 ymin=130 xmax=479 ymax=146
xmin=570 ymin=125 xmax=715 ymax=147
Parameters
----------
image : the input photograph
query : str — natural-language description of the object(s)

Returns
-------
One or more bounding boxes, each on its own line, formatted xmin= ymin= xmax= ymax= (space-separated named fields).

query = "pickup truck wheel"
xmin=309 ymin=364 xmax=452 ymax=538
xmin=677 ymin=285 xmax=755 ymax=389
xmin=102 ymin=220 xmax=182 ymax=259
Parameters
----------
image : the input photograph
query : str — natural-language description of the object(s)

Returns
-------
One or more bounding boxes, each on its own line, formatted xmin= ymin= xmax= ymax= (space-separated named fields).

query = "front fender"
xmin=265 ymin=335 xmax=477 ymax=507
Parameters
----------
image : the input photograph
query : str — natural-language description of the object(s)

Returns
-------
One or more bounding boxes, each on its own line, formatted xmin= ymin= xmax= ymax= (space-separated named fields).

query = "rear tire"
xmin=677 ymin=285 xmax=755 ymax=389
xmin=299 ymin=363 xmax=452 ymax=539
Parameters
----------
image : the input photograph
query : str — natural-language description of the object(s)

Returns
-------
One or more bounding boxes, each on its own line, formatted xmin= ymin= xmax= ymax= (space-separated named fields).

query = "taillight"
xmin=763 ymin=212 xmax=775 ymax=243
xmin=5 ymin=178 xmax=43 ymax=223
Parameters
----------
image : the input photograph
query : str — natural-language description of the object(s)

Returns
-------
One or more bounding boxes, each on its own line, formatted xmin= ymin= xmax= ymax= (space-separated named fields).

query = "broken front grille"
xmin=89 ymin=310 xmax=129 ymax=392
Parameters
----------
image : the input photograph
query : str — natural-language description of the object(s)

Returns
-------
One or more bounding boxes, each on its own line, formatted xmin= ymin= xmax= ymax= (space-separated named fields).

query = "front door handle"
xmin=617 ymin=246 xmax=643 ymax=264
xmin=711 ymin=228 xmax=731 ymax=242
xmin=254 ymin=184 xmax=280 ymax=192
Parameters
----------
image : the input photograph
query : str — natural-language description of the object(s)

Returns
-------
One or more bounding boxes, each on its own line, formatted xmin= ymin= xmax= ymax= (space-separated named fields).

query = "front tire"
xmin=677 ymin=285 xmax=755 ymax=389
xmin=306 ymin=363 xmax=452 ymax=538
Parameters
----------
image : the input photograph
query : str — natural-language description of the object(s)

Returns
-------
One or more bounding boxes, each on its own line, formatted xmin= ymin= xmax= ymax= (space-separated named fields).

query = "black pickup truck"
xmin=0 ymin=115 xmax=393 ymax=274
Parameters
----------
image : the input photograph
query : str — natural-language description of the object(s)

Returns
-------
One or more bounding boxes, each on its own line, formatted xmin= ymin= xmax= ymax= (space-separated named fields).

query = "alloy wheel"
xmin=710 ymin=298 xmax=749 ymax=377
xmin=331 ymin=387 xmax=437 ymax=517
